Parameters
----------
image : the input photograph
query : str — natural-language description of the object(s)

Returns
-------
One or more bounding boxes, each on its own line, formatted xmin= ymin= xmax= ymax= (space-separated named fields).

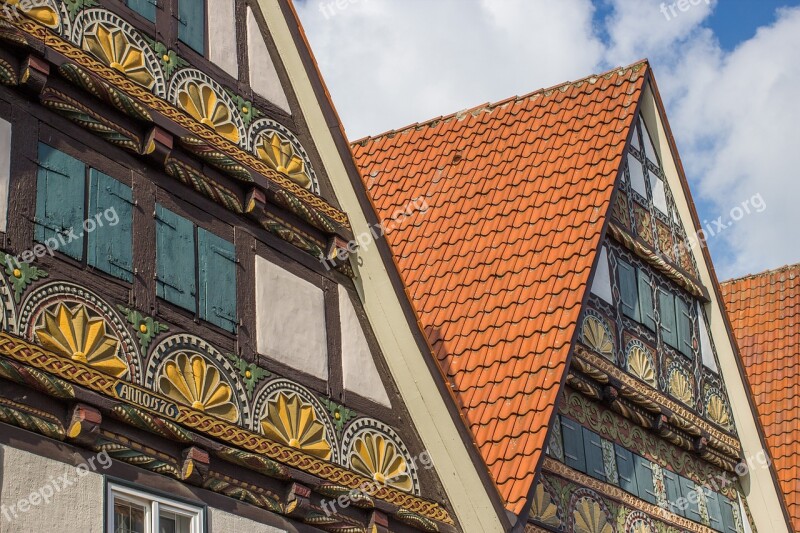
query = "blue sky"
xmin=297 ymin=0 xmax=800 ymax=279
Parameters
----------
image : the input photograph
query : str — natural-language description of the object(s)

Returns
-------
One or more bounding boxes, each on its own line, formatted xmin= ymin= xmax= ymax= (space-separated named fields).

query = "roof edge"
xmin=721 ymin=261 xmax=800 ymax=286
xmin=350 ymin=59 xmax=650 ymax=146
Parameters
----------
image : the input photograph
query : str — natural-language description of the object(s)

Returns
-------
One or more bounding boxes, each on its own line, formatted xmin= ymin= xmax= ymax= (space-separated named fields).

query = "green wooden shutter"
xmin=198 ymin=228 xmax=236 ymax=332
xmin=676 ymin=296 xmax=693 ymax=357
xmin=679 ymin=476 xmax=703 ymax=523
xmin=633 ymin=455 xmax=658 ymax=505
xmin=618 ymin=260 xmax=639 ymax=321
xmin=704 ymin=489 xmax=724 ymax=531
xmin=178 ymin=0 xmax=205 ymax=54
xmin=561 ymin=417 xmax=586 ymax=473
xmin=127 ymin=0 xmax=156 ymax=22
xmin=582 ymin=427 xmax=605 ymax=481
xmin=35 ymin=143 xmax=85 ymax=260
xmin=659 ymin=289 xmax=678 ymax=348
xmin=663 ymin=469 xmax=684 ymax=517
xmin=637 ymin=270 xmax=656 ymax=331
xmin=719 ymin=497 xmax=739 ymax=533
xmin=87 ymin=170 xmax=133 ymax=282
xmin=156 ymin=205 xmax=196 ymax=312
xmin=615 ymin=445 xmax=638 ymax=495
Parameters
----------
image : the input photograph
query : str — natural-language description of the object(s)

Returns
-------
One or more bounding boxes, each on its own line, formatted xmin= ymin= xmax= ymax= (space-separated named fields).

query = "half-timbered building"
xmin=0 ymin=1 xmax=486 ymax=531
xmin=351 ymin=61 xmax=791 ymax=532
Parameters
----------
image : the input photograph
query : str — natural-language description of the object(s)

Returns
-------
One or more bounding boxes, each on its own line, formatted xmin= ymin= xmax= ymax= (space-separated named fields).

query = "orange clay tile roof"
xmin=721 ymin=263 xmax=800 ymax=531
xmin=351 ymin=61 xmax=648 ymax=514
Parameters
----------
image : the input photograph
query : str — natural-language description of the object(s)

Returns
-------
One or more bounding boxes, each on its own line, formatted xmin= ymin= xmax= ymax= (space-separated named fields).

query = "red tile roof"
xmin=722 ymin=263 xmax=800 ymax=531
xmin=351 ymin=62 xmax=648 ymax=514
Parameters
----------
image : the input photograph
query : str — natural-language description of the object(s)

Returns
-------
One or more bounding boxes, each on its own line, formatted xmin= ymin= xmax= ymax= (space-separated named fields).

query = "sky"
xmin=296 ymin=0 xmax=800 ymax=280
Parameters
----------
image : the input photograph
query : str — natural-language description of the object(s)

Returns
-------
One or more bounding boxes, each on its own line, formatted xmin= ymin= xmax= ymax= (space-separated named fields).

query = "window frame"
xmin=106 ymin=481 xmax=205 ymax=533
xmin=154 ymin=200 xmax=238 ymax=333
xmin=33 ymin=140 xmax=135 ymax=285
xmin=175 ymin=0 xmax=209 ymax=59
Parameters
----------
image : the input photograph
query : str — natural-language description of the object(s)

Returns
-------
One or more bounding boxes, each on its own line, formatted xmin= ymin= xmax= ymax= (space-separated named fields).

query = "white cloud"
xmin=296 ymin=0 xmax=800 ymax=278
xmin=297 ymin=0 xmax=604 ymax=139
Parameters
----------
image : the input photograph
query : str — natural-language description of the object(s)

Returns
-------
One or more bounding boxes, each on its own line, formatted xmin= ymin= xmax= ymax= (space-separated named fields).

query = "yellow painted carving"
xmin=255 ymin=131 xmax=312 ymax=189
xmin=350 ymin=432 xmax=413 ymax=492
xmin=158 ymin=352 xmax=239 ymax=422
xmin=260 ymin=392 xmax=331 ymax=460
xmin=572 ymin=497 xmax=613 ymax=533
xmin=529 ymin=483 xmax=560 ymax=527
xmin=34 ymin=302 xmax=127 ymax=378
xmin=176 ymin=80 xmax=240 ymax=143
xmin=582 ymin=315 xmax=614 ymax=361
xmin=631 ymin=519 xmax=655 ymax=533
xmin=669 ymin=368 xmax=694 ymax=406
xmin=706 ymin=394 xmax=731 ymax=428
xmin=627 ymin=345 xmax=657 ymax=387
xmin=1 ymin=0 xmax=59 ymax=29
xmin=82 ymin=22 xmax=155 ymax=90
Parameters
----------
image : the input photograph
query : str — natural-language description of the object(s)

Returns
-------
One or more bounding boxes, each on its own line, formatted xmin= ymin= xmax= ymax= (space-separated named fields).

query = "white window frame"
xmin=107 ymin=482 xmax=204 ymax=533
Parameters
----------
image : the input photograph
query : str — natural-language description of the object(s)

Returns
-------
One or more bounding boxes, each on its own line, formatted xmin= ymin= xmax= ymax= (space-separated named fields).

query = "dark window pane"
xmin=113 ymin=499 xmax=146 ymax=533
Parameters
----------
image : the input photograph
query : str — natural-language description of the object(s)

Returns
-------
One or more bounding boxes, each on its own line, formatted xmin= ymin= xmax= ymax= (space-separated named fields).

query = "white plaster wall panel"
xmin=210 ymin=508 xmax=288 ymax=532
xmin=339 ymin=285 xmax=391 ymax=407
xmin=0 ymin=444 xmax=104 ymax=532
xmin=591 ymin=246 xmax=613 ymax=304
xmin=247 ymin=7 xmax=292 ymax=114
xmin=255 ymin=256 xmax=328 ymax=379
xmin=0 ymin=118 xmax=11 ymax=233
xmin=207 ymin=0 xmax=239 ymax=78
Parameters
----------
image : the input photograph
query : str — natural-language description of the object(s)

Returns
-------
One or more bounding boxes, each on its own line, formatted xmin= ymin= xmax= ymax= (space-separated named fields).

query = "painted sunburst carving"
xmin=176 ymin=79 xmax=240 ymax=143
xmin=627 ymin=344 xmax=657 ymax=387
xmin=572 ymin=496 xmax=613 ymax=533
xmin=350 ymin=432 xmax=413 ymax=492
xmin=630 ymin=518 xmax=654 ymax=533
xmin=82 ymin=22 xmax=155 ymax=89
xmin=669 ymin=368 xmax=694 ymax=406
xmin=529 ymin=483 xmax=561 ymax=527
xmin=158 ymin=352 xmax=239 ymax=422
xmin=255 ymin=131 xmax=312 ymax=189
xmin=34 ymin=302 xmax=127 ymax=378
xmin=1 ymin=0 xmax=59 ymax=29
xmin=706 ymin=393 xmax=731 ymax=428
xmin=582 ymin=315 xmax=615 ymax=360
xmin=260 ymin=391 xmax=332 ymax=460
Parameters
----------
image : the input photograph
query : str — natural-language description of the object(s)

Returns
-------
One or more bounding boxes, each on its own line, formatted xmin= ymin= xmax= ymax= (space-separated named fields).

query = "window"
xmin=155 ymin=205 xmax=237 ymax=332
xmin=178 ymin=0 xmax=205 ymax=54
xmin=617 ymin=260 xmax=655 ymax=332
xmin=618 ymin=260 xmax=639 ymax=321
xmin=675 ymin=297 xmax=694 ymax=357
xmin=35 ymin=143 xmax=134 ymax=281
xmin=658 ymin=288 xmax=677 ymax=348
xmin=556 ymin=418 xmax=731 ymax=529
xmin=126 ymin=0 xmax=157 ymax=22
xmin=658 ymin=289 xmax=694 ymax=358
xmin=108 ymin=483 xmax=204 ymax=533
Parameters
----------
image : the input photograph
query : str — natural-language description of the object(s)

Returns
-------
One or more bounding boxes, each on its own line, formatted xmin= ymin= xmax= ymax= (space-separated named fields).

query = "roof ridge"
xmin=722 ymin=261 xmax=800 ymax=286
xmin=349 ymin=59 xmax=650 ymax=146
